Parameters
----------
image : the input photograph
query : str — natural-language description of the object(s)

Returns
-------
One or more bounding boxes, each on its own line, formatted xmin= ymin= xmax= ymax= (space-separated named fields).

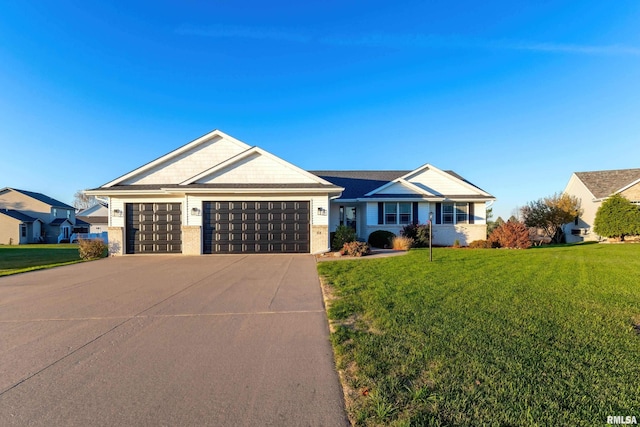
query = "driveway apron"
xmin=0 ymin=255 xmax=349 ymax=426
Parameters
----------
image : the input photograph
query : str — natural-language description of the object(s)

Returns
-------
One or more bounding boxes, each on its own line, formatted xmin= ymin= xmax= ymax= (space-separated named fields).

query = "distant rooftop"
xmin=0 ymin=209 xmax=40 ymax=223
xmin=1 ymin=188 xmax=74 ymax=209
xmin=575 ymin=168 xmax=640 ymax=199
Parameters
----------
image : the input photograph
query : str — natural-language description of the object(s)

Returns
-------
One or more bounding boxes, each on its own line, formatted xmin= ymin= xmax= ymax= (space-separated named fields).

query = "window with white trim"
xmin=384 ymin=202 xmax=412 ymax=225
xmin=442 ymin=202 xmax=468 ymax=224
xmin=20 ymin=224 xmax=27 ymax=237
xmin=455 ymin=203 xmax=468 ymax=224
xmin=442 ymin=203 xmax=454 ymax=224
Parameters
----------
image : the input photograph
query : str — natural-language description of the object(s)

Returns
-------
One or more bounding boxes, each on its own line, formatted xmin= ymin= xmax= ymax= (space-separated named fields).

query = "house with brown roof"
xmin=0 ymin=188 xmax=89 ymax=244
xmin=87 ymin=129 xmax=495 ymax=255
xmin=563 ymin=168 xmax=640 ymax=242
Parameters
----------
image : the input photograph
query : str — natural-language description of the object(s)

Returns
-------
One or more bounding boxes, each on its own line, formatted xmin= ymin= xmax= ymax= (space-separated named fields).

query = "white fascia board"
xmin=180 ymin=146 xmax=337 ymax=187
xmin=175 ymin=187 xmax=345 ymax=195
xmin=102 ymin=129 xmax=251 ymax=188
xmin=364 ymin=178 xmax=434 ymax=197
xmin=419 ymin=163 xmax=493 ymax=197
xmin=364 ymin=163 xmax=435 ymax=196
xmin=442 ymin=197 xmax=496 ymax=202
xmin=84 ymin=189 xmax=171 ymax=196
xmin=87 ymin=186 xmax=344 ymax=197
xmin=565 ymin=173 xmax=597 ymax=201
xmin=179 ymin=147 xmax=257 ymax=184
xmin=356 ymin=196 xmax=446 ymax=202
xmin=613 ymin=177 xmax=640 ymax=195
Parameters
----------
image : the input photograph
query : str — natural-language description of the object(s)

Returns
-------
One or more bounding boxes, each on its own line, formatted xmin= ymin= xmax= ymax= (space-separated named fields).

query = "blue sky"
xmin=1 ymin=1 xmax=639 ymax=219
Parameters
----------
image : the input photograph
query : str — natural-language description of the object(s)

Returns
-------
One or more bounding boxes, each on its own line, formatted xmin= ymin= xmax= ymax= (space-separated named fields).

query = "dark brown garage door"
xmin=126 ymin=203 xmax=182 ymax=254
xmin=203 ymin=201 xmax=310 ymax=253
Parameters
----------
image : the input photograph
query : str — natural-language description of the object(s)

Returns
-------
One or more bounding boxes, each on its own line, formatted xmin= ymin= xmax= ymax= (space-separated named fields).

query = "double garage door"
xmin=125 ymin=201 xmax=310 ymax=254
xmin=203 ymin=201 xmax=310 ymax=254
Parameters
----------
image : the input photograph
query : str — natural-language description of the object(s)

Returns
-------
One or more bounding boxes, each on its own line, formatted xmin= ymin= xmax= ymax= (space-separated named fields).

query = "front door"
xmin=346 ymin=206 xmax=357 ymax=231
xmin=340 ymin=206 xmax=357 ymax=232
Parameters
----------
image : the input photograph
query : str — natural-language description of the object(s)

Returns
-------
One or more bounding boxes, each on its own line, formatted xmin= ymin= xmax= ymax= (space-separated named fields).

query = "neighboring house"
xmin=0 ymin=188 xmax=89 ymax=244
xmin=87 ymin=130 xmax=495 ymax=255
xmin=0 ymin=209 xmax=43 ymax=245
xmin=563 ymin=168 xmax=640 ymax=243
xmin=77 ymin=201 xmax=109 ymax=234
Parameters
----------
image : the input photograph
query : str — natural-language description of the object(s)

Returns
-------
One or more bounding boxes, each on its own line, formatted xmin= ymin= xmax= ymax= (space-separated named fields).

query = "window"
xmin=399 ymin=203 xmax=411 ymax=224
xmin=384 ymin=202 xmax=412 ymax=225
xmin=67 ymin=210 xmax=71 ymax=219
xmin=384 ymin=203 xmax=397 ymax=224
xmin=442 ymin=203 xmax=454 ymax=224
xmin=52 ymin=208 xmax=57 ymax=217
xmin=442 ymin=202 xmax=468 ymax=224
xmin=20 ymin=224 xmax=26 ymax=237
xmin=455 ymin=203 xmax=468 ymax=224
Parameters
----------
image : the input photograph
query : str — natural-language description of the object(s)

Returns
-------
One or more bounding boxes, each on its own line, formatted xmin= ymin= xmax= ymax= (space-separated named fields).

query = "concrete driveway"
xmin=0 ymin=255 xmax=349 ymax=426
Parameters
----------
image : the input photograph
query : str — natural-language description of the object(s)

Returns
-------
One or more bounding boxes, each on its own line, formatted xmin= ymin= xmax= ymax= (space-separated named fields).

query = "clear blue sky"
xmin=1 ymin=1 xmax=639 ymax=219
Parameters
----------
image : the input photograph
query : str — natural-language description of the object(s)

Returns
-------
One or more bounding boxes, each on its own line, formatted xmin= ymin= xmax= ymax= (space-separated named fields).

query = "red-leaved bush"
xmin=488 ymin=221 xmax=532 ymax=249
xmin=340 ymin=241 xmax=371 ymax=257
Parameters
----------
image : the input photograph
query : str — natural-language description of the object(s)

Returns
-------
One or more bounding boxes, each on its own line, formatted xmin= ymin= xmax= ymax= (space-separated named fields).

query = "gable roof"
xmin=103 ymin=129 xmax=252 ymax=187
xmin=0 ymin=188 xmax=74 ymax=209
xmin=574 ymin=168 xmax=640 ymax=199
xmin=310 ymin=171 xmax=408 ymax=199
xmin=77 ymin=202 xmax=108 ymax=217
xmin=313 ymin=166 xmax=494 ymax=200
xmin=181 ymin=146 xmax=336 ymax=187
xmin=50 ymin=218 xmax=76 ymax=226
xmin=77 ymin=215 xmax=108 ymax=225
xmin=0 ymin=209 xmax=41 ymax=223
xmin=94 ymin=130 xmax=342 ymax=194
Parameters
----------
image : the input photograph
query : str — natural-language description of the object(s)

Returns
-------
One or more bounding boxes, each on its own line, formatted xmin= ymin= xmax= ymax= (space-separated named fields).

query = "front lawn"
xmin=318 ymin=244 xmax=640 ymax=426
xmin=0 ymin=244 xmax=84 ymax=276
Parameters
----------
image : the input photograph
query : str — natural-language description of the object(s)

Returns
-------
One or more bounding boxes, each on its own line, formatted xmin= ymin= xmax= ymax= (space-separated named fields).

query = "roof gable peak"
xmin=103 ymin=129 xmax=251 ymax=187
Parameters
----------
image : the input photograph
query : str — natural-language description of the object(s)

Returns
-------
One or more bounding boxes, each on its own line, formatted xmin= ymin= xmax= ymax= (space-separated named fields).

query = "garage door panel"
xmin=126 ymin=203 xmax=182 ymax=254
xmin=203 ymin=201 xmax=309 ymax=254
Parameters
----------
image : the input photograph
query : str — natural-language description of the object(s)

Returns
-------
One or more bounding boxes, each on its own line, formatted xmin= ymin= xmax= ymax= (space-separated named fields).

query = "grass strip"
xmin=0 ymin=244 xmax=84 ymax=276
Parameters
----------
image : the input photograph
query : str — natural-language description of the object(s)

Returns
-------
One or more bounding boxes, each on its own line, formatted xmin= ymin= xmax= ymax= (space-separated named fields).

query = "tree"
xmin=521 ymin=193 xmax=582 ymax=244
xmin=593 ymin=194 xmax=640 ymax=241
xmin=488 ymin=221 xmax=531 ymax=249
xmin=487 ymin=215 xmax=504 ymax=236
xmin=73 ymin=189 xmax=97 ymax=210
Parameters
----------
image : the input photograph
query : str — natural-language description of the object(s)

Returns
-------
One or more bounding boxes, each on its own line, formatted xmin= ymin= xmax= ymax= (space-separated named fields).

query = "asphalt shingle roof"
xmin=92 ymin=183 xmax=341 ymax=191
xmin=310 ymin=171 xmax=408 ymax=199
xmin=50 ymin=218 xmax=72 ymax=225
xmin=311 ymin=170 xmax=493 ymax=199
xmin=77 ymin=216 xmax=108 ymax=225
xmin=0 ymin=209 xmax=39 ymax=222
xmin=6 ymin=188 xmax=74 ymax=209
xmin=575 ymin=169 xmax=640 ymax=199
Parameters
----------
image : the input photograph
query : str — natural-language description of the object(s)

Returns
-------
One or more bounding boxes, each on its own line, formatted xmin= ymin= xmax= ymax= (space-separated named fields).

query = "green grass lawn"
xmin=0 ymin=244 xmax=84 ymax=276
xmin=318 ymin=243 xmax=640 ymax=426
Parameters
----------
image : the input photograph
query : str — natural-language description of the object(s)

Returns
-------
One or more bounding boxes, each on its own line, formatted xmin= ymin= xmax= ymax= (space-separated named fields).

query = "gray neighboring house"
xmin=563 ymin=168 xmax=640 ymax=242
xmin=0 ymin=187 xmax=89 ymax=244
